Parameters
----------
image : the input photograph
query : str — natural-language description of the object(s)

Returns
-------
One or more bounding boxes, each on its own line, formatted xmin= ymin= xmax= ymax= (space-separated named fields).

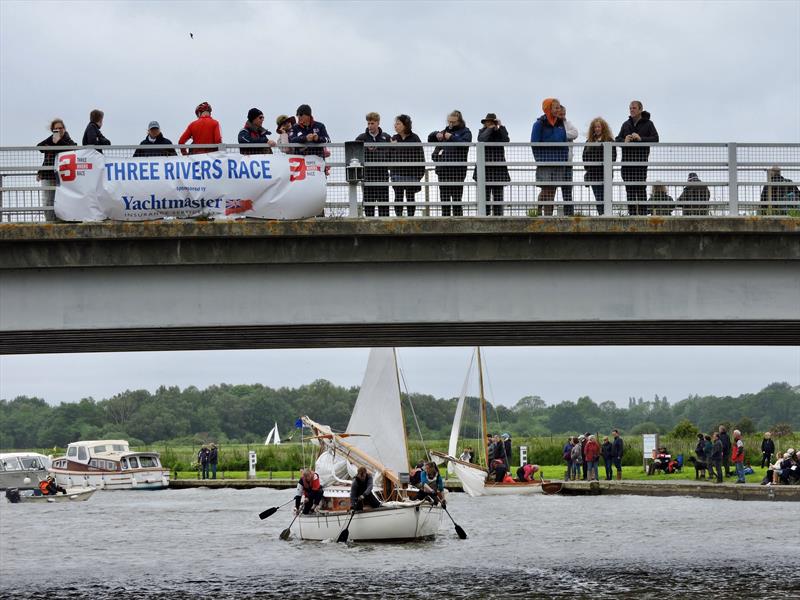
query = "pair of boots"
xmin=615 ymin=472 xmax=622 ymax=481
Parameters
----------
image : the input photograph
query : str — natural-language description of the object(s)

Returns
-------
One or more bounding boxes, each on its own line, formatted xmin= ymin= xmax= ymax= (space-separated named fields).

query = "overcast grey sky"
xmin=1 ymin=1 xmax=798 ymax=408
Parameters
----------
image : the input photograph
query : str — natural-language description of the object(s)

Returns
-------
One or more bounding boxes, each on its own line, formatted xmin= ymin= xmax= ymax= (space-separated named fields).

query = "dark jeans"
xmin=723 ymin=454 xmax=732 ymax=476
xmin=364 ymin=182 xmax=390 ymax=217
xmin=603 ymin=457 xmax=613 ymax=480
xmin=302 ymin=489 xmax=324 ymax=514
xmin=621 ymin=165 xmax=648 ymax=215
xmin=353 ymin=494 xmax=381 ymax=511
xmin=393 ymin=186 xmax=417 ymax=216
xmin=486 ymin=186 xmax=504 ymax=216
xmin=441 ymin=186 xmax=464 ymax=216
xmin=560 ymin=166 xmax=574 ymax=216
xmin=210 ymin=463 xmax=217 ymax=479
xmin=711 ymin=459 xmax=723 ymax=482
xmin=612 ymin=457 xmax=622 ymax=475
xmin=201 ymin=464 xmax=209 ymax=479
xmin=761 ymin=453 xmax=772 ymax=468
xmin=591 ymin=185 xmax=605 ymax=215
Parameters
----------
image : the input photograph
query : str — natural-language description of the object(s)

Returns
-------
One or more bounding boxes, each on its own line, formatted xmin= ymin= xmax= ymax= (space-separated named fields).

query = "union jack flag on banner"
xmin=225 ymin=198 xmax=254 ymax=215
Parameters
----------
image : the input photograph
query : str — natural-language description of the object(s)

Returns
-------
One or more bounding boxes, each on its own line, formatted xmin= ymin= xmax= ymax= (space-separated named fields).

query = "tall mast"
xmin=477 ymin=347 xmax=489 ymax=469
xmin=394 ymin=348 xmax=412 ymax=479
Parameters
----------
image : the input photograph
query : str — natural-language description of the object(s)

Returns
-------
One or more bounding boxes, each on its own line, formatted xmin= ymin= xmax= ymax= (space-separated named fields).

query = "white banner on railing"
xmin=54 ymin=149 xmax=326 ymax=221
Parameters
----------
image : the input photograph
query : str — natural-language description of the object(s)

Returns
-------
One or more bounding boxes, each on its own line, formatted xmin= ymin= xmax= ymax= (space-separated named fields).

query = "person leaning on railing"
xmin=238 ymin=108 xmax=277 ymax=156
xmin=615 ymin=100 xmax=659 ymax=216
xmin=582 ymin=117 xmax=616 ymax=216
xmin=82 ymin=109 xmax=111 ymax=152
xmin=390 ymin=114 xmax=425 ymax=217
xmin=36 ymin=118 xmax=76 ymax=222
xmin=355 ymin=111 xmax=392 ymax=217
xmin=760 ymin=166 xmax=799 ymax=216
xmin=132 ymin=121 xmax=177 ymax=158
xmin=473 ymin=113 xmax=510 ymax=216
xmin=649 ymin=182 xmax=674 ymax=216
xmin=429 ymin=110 xmax=472 ymax=217
xmin=289 ymin=104 xmax=330 ymax=158
xmin=178 ymin=101 xmax=222 ymax=155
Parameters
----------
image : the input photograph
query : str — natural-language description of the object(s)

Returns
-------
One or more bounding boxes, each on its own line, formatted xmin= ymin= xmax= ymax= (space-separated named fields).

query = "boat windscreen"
xmin=138 ymin=456 xmax=158 ymax=468
xmin=1 ymin=457 xmax=22 ymax=471
xmin=19 ymin=457 xmax=44 ymax=469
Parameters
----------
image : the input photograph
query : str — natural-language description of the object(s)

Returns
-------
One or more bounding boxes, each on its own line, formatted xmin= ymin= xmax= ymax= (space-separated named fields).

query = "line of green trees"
xmin=1 ymin=380 xmax=797 ymax=449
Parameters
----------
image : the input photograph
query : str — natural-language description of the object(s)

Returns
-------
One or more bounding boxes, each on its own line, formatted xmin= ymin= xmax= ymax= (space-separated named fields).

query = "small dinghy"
xmin=5 ymin=486 xmax=96 ymax=504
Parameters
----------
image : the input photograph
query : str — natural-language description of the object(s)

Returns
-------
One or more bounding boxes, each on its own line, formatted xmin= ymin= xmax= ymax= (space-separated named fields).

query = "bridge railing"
xmin=0 ymin=142 xmax=798 ymax=222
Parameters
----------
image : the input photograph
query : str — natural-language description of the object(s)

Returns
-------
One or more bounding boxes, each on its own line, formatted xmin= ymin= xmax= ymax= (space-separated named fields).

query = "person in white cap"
xmin=133 ymin=120 xmax=176 ymax=157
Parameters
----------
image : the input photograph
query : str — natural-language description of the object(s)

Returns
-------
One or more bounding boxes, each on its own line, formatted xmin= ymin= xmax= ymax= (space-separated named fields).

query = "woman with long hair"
xmin=390 ymin=114 xmax=425 ymax=216
xmin=582 ymin=117 xmax=615 ymax=215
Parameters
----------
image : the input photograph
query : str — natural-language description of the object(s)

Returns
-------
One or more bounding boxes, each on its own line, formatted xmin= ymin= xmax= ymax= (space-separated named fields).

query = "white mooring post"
xmin=248 ymin=450 xmax=257 ymax=480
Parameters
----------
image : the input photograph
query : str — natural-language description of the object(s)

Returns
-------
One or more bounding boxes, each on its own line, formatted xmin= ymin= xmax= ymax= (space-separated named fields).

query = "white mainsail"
xmin=447 ymin=349 xmax=475 ymax=474
xmin=264 ymin=425 xmax=274 ymax=445
xmin=345 ymin=348 xmax=409 ymax=478
xmin=272 ymin=422 xmax=281 ymax=445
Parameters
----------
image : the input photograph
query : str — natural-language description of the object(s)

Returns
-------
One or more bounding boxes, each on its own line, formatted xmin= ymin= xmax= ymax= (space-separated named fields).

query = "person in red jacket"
xmin=178 ymin=101 xmax=222 ymax=155
xmin=583 ymin=435 xmax=601 ymax=481
xmin=731 ymin=429 xmax=746 ymax=484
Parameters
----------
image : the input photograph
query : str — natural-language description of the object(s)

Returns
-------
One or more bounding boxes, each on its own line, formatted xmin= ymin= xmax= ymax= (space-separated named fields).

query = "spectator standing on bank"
xmin=390 ymin=114 xmax=425 ymax=217
xmin=355 ymin=112 xmax=392 ymax=217
xmin=178 ymin=102 xmax=222 ymax=155
xmin=570 ymin=436 xmax=583 ymax=481
xmin=275 ymin=114 xmax=296 ymax=147
xmin=611 ymin=429 xmax=624 ymax=480
xmin=703 ymin=434 xmax=714 ymax=480
xmin=719 ymin=425 xmax=732 ymax=477
xmin=710 ymin=432 xmax=724 ymax=483
xmin=760 ymin=166 xmax=799 ymax=215
xmin=731 ymin=430 xmax=746 ymax=483
xmin=582 ymin=117 xmax=616 ymax=216
xmin=474 ymin=113 xmax=510 ymax=216
xmin=563 ymin=436 xmax=574 ymax=481
xmin=37 ymin=118 xmax=76 ymax=222
xmin=601 ymin=435 xmax=613 ymax=480
xmin=530 ymin=98 xmax=567 ymax=216
xmin=82 ymin=109 xmax=111 ymax=151
xmin=289 ymin=104 xmax=331 ymax=158
xmin=649 ymin=182 xmax=674 ymax=216
xmin=615 ymin=100 xmax=659 ymax=215
xmin=238 ymin=108 xmax=277 ymax=155
xmin=584 ymin=435 xmax=601 ymax=481
xmin=133 ymin=121 xmax=176 ymax=158
xmin=198 ymin=445 xmax=210 ymax=480
xmin=208 ymin=443 xmax=219 ymax=479
xmin=558 ymin=104 xmax=578 ymax=216
xmin=677 ymin=172 xmax=710 ymax=216
xmin=429 ymin=110 xmax=472 ymax=217
xmin=761 ymin=432 xmax=775 ymax=468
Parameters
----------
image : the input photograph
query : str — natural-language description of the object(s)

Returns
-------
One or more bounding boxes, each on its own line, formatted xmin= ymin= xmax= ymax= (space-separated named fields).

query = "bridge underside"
xmin=2 ymin=320 xmax=799 ymax=354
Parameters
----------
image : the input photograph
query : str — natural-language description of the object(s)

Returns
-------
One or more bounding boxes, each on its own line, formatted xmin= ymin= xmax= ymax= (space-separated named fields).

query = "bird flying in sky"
xmin=189 ymin=32 xmax=194 ymax=39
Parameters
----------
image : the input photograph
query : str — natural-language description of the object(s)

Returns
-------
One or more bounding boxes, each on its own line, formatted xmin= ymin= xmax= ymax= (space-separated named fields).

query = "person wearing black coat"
xmin=760 ymin=432 xmax=775 ymax=468
xmin=718 ymin=426 xmax=732 ymax=477
xmin=600 ymin=436 xmax=614 ymax=480
xmin=37 ymin=118 xmax=77 ymax=222
xmin=355 ymin=112 xmax=393 ymax=217
xmin=133 ymin=121 xmax=177 ymax=158
xmin=615 ymin=101 xmax=659 ymax=215
xmin=472 ymin=113 xmax=511 ymax=216
xmin=429 ymin=110 xmax=472 ymax=216
xmin=82 ymin=109 xmax=111 ymax=152
xmin=611 ymin=429 xmax=624 ymax=480
xmin=390 ymin=114 xmax=425 ymax=217
xmin=583 ymin=117 xmax=616 ymax=215
xmin=677 ymin=173 xmax=710 ymax=216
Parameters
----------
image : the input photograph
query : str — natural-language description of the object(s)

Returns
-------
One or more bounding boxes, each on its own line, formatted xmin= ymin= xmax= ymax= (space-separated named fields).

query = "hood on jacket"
xmin=541 ymin=98 xmax=558 ymax=126
xmin=244 ymin=121 xmax=271 ymax=135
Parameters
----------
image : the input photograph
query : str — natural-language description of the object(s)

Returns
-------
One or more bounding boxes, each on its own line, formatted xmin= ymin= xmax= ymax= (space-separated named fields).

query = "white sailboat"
xmin=264 ymin=422 xmax=282 ymax=445
xmin=294 ymin=348 xmax=444 ymax=542
xmin=431 ymin=348 xmax=552 ymax=497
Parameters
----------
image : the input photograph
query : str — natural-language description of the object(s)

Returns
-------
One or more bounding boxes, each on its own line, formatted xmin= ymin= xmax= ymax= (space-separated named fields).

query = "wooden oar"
xmin=279 ymin=512 xmax=299 ymax=541
xmin=337 ymin=511 xmax=356 ymax=543
xmin=259 ymin=498 xmax=295 ymax=520
xmin=441 ymin=503 xmax=467 ymax=539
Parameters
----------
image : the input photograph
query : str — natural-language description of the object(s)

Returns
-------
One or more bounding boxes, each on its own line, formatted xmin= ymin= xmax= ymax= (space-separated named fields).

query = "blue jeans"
xmin=585 ymin=460 xmax=598 ymax=480
xmin=571 ymin=462 xmax=582 ymax=480
xmin=735 ymin=461 xmax=745 ymax=483
xmin=210 ymin=463 xmax=217 ymax=479
xmin=604 ymin=458 xmax=613 ymax=480
xmin=201 ymin=464 xmax=209 ymax=479
xmin=612 ymin=457 xmax=622 ymax=477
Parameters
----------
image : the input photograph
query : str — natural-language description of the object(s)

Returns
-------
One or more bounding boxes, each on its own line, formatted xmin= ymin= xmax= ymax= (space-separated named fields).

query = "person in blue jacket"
xmin=429 ymin=110 xmax=472 ymax=216
xmin=530 ymin=98 xmax=567 ymax=216
xmin=289 ymin=104 xmax=331 ymax=159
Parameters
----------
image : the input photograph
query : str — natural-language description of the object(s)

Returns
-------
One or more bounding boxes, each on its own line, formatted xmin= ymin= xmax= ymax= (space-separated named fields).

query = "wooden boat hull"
xmin=296 ymin=501 xmax=443 ymax=542
xmin=5 ymin=487 xmax=96 ymax=503
xmin=443 ymin=455 xmax=547 ymax=497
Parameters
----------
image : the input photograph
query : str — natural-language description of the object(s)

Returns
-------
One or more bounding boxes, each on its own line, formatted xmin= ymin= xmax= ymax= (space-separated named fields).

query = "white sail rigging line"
xmin=447 ymin=349 xmax=476 ymax=474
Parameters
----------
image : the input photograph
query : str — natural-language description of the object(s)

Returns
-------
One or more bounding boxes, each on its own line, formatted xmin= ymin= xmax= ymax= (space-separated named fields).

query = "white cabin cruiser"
xmin=0 ymin=452 xmax=51 ymax=490
xmin=49 ymin=440 xmax=169 ymax=490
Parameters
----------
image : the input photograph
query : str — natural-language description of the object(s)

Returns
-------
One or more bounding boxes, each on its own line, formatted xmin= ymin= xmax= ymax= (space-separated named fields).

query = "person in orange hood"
xmin=530 ymin=98 xmax=568 ymax=216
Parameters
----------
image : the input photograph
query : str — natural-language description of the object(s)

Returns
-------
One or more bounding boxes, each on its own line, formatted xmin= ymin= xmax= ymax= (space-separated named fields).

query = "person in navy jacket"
xmin=429 ymin=110 xmax=471 ymax=216
xmin=289 ymin=104 xmax=330 ymax=159
xmin=530 ymin=98 xmax=567 ymax=216
xmin=355 ymin=112 xmax=392 ymax=217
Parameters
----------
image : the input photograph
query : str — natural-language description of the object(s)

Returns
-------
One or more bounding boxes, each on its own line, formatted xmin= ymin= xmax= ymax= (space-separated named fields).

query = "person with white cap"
xmin=133 ymin=121 xmax=176 ymax=157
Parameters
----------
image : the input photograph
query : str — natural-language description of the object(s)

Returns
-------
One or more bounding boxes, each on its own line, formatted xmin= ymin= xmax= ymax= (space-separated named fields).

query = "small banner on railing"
xmin=54 ymin=149 xmax=326 ymax=221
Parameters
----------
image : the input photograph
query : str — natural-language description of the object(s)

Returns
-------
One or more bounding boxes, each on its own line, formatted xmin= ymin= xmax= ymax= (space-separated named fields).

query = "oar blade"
xmin=454 ymin=524 xmax=468 ymax=539
xmin=259 ymin=506 xmax=278 ymax=520
xmin=279 ymin=527 xmax=292 ymax=541
xmin=336 ymin=528 xmax=350 ymax=543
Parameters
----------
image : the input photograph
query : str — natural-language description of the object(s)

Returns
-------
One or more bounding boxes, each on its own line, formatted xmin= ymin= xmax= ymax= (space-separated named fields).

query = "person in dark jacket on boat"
xmin=718 ymin=426 xmax=732 ymax=477
xmin=615 ymin=101 xmax=659 ymax=215
xmin=611 ymin=429 xmax=624 ymax=480
xmin=502 ymin=433 xmax=512 ymax=467
xmin=38 ymin=475 xmax=66 ymax=495
xmin=409 ymin=460 xmax=425 ymax=486
xmin=429 ymin=110 xmax=471 ymax=216
xmin=601 ymin=436 xmax=614 ymax=480
xmin=489 ymin=458 xmax=508 ymax=484
xmin=238 ymin=108 xmax=276 ymax=156
xmin=761 ymin=432 xmax=775 ymax=468
xmin=350 ymin=466 xmax=381 ymax=510
xmin=418 ymin=462 xmax=446 ymax=506
xmin=133 ymin=121 xmax=177 ymax=157
xmin=355 ymin=112 xmax=393 ymax=217
xmin=82 ymin=109 xmax=111 ymax=150
xmin=37 ymin=118 xmax=77 ymax=222
xmin=390 ymin=114 xmax=425 ymax=217
xmin=473 ymin=113 xmax=511 ymax=216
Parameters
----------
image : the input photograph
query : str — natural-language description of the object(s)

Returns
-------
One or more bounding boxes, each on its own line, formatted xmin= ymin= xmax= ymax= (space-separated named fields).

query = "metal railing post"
xmin=475 ymin=143 xmax=486 ymax=216
xmin=348 ymin=182 xmax=359 ymax=217
xmin=727 ymin=142 xmax=738 ymax=216
xmin=424 ymin=170 xmax=430 ymax=217
xmin=603 ymin=142 xmax=613 ymax=217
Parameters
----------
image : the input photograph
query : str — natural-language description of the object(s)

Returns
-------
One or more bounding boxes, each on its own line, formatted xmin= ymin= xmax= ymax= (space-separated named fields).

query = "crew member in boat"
xmin=300 ymin=469 xmax=324 ymax=514
xmin=516 ymin=462 xmax=540 ymax=482
xmin=418 ymin=462 xmax=446 ymax=507
xmin=350 ymin=466 xmax=381 ymax=511
xmin=38 ymin=475 xmax=66 ymax=496
xmin=293 ymin=468 xmax=305 ymax=514
xmin=409 ymin=460 xmax=425 ymax=486
xmin=489 ymin=458 xmax=508 ymax=483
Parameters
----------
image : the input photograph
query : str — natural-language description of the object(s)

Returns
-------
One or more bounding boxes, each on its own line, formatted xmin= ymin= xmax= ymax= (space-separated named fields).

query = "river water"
xmin=1 ymin=487 xmax=797 ymax=599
